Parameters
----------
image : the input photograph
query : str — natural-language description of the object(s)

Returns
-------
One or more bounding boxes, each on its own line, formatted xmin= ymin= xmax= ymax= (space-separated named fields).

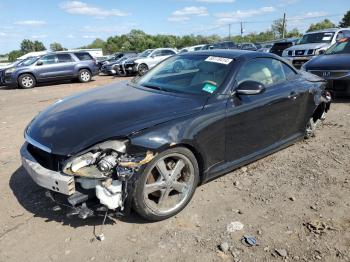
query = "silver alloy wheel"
xmin=143 ymin=153 xmax=195 ymax=215
xmin=80 ymin=71 xmax=91 ymax=82
xmin=22 ymin=76 xmax=34 ymax=88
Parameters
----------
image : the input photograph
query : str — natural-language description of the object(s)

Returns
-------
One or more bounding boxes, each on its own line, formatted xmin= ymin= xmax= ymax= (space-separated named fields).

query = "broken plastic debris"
xmin=241 ymin=235 xmax=258 ymax=247
xmin=227 ymin=221 xmax=244 ymax=233
xmin=97 ymin=233 xmax=105 ymax=241
xmin=119 ymin=151 xmax=155 ymax=168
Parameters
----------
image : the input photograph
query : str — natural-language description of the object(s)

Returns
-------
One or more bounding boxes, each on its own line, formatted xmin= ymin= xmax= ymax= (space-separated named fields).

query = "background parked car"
xmin=179 ymin=45 xmax=206 ymax=53
xmin=122 ymin=48 xmax=178 ymax=76
xmin=269 ymin=38 xmax=299 ymax=56
xmin=97 ymin=52 xmax=137 ymax=71
xmin=2 ymin=51 xmax=98 ymax=89
xmin=302 ymin=37 xmax=350 ymax=97
xmin=239 ymin=43 xmax=258 ymax=51
xmin=200 ymin=44 xmax=214 ymax=50
xmin=283 ymin=28 xmax=350 ymax=68
xmin=100 ymin=52 xmax=138 ymax=75
xmin=257 ymin=43 xmax=274 ymax=53
xmin=212 ymin=41 xmax=237 ymax=49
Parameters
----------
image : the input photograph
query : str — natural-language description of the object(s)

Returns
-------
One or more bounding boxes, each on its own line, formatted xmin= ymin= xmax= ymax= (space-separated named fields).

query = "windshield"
xmin=132 ymin=54 xmax=233 ymax=95
xmin=298 ymin=32 xmax=335 ymax=44
xmin=139 ymin=49 xmax=154 ymax=58
xmin=325 ymin=39 xmax=350 ymax=55
xmin=18 ymin=57 xmax=39 ymax=66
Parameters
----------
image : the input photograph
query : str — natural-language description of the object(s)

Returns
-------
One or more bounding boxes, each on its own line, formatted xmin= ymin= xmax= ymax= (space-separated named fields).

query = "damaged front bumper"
xmin=20 ymin=141 xmax=155 ymax=218
xmin=21 ymin=144 xmax=76 ymax=195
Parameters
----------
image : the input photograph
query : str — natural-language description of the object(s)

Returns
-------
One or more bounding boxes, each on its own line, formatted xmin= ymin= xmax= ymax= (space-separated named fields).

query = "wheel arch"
xmin=17 ymin=72 xmax=37 ymax=82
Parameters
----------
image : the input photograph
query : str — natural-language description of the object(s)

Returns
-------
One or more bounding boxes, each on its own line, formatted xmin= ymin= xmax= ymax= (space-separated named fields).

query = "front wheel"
xmin=132 ymin=147 xmax=199 ymax=221
xmin=137 ymin=64 xmax=148 ymax=76
xmin=78 ymin=69 xmax=92 ymax=83
xmin=18 ymin=74 xmax=36 ymax=89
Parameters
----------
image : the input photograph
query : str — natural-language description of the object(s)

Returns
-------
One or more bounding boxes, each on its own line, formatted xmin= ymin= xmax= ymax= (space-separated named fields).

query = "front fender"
xmin=127 ymin=101 xmax=227 ymax=174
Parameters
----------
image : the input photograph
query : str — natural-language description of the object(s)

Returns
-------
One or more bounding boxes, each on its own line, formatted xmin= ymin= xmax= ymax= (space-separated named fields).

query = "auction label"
xmin=205 ymin=56 xmax=233 ymax=65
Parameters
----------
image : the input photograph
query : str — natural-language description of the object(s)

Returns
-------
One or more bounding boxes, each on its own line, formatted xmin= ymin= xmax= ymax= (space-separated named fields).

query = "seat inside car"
xmin=190 ymin=61 xmax=228 ymax=88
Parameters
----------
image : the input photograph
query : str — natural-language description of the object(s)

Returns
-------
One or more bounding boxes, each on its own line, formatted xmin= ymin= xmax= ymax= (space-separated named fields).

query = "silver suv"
xmin=282 ymin=28 xmax=350 ymax=68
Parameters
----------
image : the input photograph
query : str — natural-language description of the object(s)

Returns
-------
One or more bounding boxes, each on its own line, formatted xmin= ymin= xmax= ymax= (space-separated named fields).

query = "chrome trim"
xmin=25 ymin=132 xmax=52 ymax=153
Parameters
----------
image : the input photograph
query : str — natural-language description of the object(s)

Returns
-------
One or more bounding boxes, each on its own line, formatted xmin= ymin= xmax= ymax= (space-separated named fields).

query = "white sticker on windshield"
xmin=205 ymin=56 xmax=233 ymax=65
xmin=322 ymin=36 xmax=331 ymax=41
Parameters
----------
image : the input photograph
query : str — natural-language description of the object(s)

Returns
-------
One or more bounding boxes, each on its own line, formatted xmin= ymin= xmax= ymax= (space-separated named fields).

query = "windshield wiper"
xmin=141 ymin=84 xmax=162 ymax=91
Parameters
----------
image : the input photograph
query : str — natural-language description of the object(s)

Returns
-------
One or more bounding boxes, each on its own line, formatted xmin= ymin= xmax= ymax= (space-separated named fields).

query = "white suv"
xmin=282 ymin=28 xmax=350 ymax=68
xmin=132 ymin=48 xmax=178 ymax=75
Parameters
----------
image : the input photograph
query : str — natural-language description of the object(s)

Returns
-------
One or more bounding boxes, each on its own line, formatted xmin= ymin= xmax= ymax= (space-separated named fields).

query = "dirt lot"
xmin=0 ymin=76 xmax=349 ymax=262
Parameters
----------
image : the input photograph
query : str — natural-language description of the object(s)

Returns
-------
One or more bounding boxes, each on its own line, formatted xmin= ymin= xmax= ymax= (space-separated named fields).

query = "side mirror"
xmin=235 ymin=81 xmax=266 ymax=95
xmin=36 ymin=61 xmax=43 ymax=66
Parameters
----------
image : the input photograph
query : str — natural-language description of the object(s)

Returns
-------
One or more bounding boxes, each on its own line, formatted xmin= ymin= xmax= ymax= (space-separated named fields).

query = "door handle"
xmin=288 ymin=91 xmax=298 ymax=100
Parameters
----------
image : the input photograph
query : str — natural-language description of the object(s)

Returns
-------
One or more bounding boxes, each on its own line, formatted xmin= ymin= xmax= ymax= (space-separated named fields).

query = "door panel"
xmin=226 ymin=84 xmax=297 ymax=161
xmin=225 ymin=57 xmax=301 ymax=162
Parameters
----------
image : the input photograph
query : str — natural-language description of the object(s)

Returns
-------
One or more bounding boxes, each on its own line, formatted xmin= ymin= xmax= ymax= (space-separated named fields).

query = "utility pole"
xmin=282 ymin=13 xmax=286 ymax=39
xmin=228 ymin=24 xmax=231 ymax=41
xmin=240 ymin=21 xmax=243 ymax=38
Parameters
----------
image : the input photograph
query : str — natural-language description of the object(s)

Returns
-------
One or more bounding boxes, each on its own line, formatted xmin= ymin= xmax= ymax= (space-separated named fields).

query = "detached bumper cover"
xmin=20 ymin=144 xmax=76 ymax=195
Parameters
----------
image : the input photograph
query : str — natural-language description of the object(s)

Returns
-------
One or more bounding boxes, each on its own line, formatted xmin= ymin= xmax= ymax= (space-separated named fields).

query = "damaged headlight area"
xmin=62 ymin=140 xmax=155 ymax=210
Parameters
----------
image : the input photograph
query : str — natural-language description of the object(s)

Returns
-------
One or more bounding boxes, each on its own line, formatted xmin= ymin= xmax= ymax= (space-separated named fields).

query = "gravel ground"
xmin=0 ymin=76 xmax=349 ymax=262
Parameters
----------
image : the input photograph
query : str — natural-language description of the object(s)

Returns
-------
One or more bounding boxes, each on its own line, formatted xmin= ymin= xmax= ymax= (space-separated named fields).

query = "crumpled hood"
xmin=286 ymin=43 xmax=330 ymax=51
xmin=26 ymin=81 xmax=206 ymax=156
xmin=305 ymin=54 xmax=350 ymax=71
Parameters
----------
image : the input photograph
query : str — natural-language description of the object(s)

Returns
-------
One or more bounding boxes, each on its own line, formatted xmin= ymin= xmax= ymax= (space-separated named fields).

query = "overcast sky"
xmin=0 ymin=0 xmax=347 ymax=53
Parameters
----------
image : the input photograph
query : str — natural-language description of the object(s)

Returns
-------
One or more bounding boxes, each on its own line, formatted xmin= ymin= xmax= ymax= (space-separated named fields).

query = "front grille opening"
xmin=27 ymin=144 xmax=67 ymax=171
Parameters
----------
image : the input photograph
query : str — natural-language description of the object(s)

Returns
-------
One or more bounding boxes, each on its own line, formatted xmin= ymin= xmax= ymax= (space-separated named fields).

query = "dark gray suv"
xmin=2 ymin=52 xmax=98 ymax=89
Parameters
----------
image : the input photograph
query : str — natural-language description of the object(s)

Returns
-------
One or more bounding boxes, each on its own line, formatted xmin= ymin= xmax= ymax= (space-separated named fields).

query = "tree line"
xmin=5 ymin=10 xmax=350 ymax=62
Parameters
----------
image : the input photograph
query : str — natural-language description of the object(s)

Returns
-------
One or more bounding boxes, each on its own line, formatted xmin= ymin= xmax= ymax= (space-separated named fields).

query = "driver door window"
xmin=236 ymin=58 xmax=286 ymax=87
xmin=40 ymin=55 xmax=58 ymax=65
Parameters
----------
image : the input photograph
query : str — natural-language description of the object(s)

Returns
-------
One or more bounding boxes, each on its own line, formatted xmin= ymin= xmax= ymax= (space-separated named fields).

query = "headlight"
xmin=282 ymin=50 xmax=288 ymax=57
xmin=5 ymin=67 xmax=16 ymax=74
xmin=315 ymin=49 xmax=326 ymax=55
xmin=63 ymin=140 xmax=128 ymax=179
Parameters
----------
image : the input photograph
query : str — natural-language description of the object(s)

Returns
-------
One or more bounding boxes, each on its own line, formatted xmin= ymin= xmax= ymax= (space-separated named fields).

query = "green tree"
xmin=307 ymin=19 xmax=336 ymax=32
xmin=20 ymin=39 xmax=46 ymax=53
xmin=271 ymin=18 xmax=286 ymax=38
xmin=8 ymin=50 xmax=24 ymax=62
xmin=33 ymin=41 xmax=46 ymax=51
xmin=339 ymin=10 xmax=350 ymax=27
xmin=50 ymin=42 xmax=65 ymax=51
xmin=286 ymin=28 xmax=302 ymax=38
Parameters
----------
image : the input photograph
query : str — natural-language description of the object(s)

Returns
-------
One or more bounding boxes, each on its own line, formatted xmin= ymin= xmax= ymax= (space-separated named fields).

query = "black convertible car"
xmin=302 ymin=37 xmax=350 ymax=97
xmin=21 ymin=50 xmax=331 ymax=221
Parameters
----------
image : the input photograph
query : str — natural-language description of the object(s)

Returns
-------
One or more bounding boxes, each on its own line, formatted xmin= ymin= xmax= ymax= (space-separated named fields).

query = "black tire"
xmin=137 ymin=64 xmax=148 ymax=76
xmin=132 ymin=147 xmax=199 ymax=221
xmin=78 ymin=69 xmax=92 ymax=83
xmin=18 ymin=74 xmax=36 ymax=89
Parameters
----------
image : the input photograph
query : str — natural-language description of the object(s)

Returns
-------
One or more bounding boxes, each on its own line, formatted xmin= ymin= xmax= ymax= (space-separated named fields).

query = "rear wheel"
xmin=133 ymin=147 xmax=199 ymax=221
xmin=137 ymin=64 xmax=148 ymax=76
xmin=78 ymin=69 xmax=92 ymax=83
xmin=18 ymin=74 xmax=36 ymax=89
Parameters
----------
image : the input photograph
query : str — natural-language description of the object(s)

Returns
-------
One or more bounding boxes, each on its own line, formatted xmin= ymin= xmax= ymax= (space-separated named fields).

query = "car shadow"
xmin=0 ymin=79 xmax=97 ymax=90
xmin=9 ymin=166 xmax=148 ymax=228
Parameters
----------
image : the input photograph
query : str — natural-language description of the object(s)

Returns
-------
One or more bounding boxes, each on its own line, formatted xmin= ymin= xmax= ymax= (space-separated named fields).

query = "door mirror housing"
xmin=235 ymin=81 xmax=266 ymax=95
xmin=36 ymin=61 xmax=43 ymax=66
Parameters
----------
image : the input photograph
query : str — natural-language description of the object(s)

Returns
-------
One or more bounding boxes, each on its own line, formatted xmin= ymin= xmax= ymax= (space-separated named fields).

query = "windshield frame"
xmin=131 ymin=53 xmax=235 ymax=96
